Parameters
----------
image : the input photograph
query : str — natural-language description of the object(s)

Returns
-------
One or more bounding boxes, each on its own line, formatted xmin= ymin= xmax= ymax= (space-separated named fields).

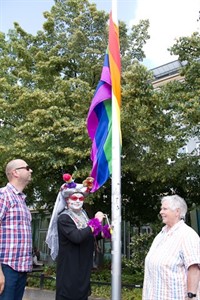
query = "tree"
xmin=0 ymin=0 xmax=149 ymax=212
xmin=120 ymin=29 xmax=200 ymax=223
xmin=0 ymin=0 xmax=199 ymax=225
xmin=164 ymin=31 xmax=200 ymax=205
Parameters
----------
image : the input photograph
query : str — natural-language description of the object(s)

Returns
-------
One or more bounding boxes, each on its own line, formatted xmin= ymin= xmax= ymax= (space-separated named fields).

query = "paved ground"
xmin=23 ymin=287 xmax=107 ymax=300
xmin=23 ymin=288 xmax=55 ymax=300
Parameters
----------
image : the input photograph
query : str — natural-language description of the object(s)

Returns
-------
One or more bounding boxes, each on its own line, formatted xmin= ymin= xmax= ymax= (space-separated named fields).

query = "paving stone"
xmin=23 ymin=287 xmax=107 ymax=300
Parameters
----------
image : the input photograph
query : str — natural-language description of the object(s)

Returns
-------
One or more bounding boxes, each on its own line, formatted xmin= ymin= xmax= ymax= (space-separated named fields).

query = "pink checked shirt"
xmin=143 ymin=220 xmax=200 ymax=300
xmin=0 ymin=183 xmax=32 ymax=272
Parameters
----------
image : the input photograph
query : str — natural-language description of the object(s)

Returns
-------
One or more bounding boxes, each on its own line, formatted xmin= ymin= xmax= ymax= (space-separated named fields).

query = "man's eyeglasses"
xmin=69 ymin=195 xmax=85 ymax=201
xmin=15 ymin=166 xmax=31 ymax=171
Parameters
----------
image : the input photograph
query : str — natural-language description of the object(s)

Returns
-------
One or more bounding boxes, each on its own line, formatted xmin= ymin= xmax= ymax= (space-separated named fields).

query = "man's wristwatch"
xmin=187 ymin=292 xmax=196 ymax=298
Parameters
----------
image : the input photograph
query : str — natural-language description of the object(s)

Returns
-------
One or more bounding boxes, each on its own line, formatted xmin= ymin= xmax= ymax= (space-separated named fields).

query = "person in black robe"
xmin=46 ymin=174 xmax=107 ymax=300
xmin=56 ymin=201 xmax=96 ymax=300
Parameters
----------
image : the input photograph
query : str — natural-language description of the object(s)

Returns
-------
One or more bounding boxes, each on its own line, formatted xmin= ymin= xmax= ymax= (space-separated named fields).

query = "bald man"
xmin=0 ymin=159 xmax=33 ymax=300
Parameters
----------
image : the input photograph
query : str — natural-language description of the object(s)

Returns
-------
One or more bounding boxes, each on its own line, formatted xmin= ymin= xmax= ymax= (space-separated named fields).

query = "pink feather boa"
xmin=88 ymin=218 xmax=102 ymax=236
xmin=102 ymin=224 xmax=111 ymax=239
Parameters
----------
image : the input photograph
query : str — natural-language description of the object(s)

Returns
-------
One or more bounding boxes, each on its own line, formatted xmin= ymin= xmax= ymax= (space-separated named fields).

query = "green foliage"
xmin=169 ymin=32 xmax=200 ymax=63
xmin=91 ymin=285 xmax=142 ymax=300
xmin=0 ymin=0 xmax=199 ymax=223
xmin=27 ymin=263 xmax=143 ymax=299
xmin=27 ymin=274 xmax=56 ymax=290
xmin=43 ymin=264 xmax=56 ymax=276
xmin=122 ymin=222 xmax=162 ymax=275
xmin=0 ymin=0 xmax=150 ymax=216
xmin=127 ymin=233 xmax=154 ymax=273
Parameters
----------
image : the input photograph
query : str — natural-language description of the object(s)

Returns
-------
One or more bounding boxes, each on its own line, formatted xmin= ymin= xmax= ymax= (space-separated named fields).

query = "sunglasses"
xmin=15 ymin=166 xmax=31 ymax=171
xmin=69 ymin=195 xmax=85 ymax=201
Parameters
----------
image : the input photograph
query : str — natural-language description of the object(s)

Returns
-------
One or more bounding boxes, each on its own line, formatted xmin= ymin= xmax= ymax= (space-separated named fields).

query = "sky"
xmin=0 ymin=0 xmax=199 ymax=69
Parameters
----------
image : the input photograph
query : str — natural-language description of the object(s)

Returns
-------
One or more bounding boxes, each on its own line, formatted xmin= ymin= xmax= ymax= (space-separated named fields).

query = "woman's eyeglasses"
xmin=69 ymin=195 xmax=85 ymax=201
xmin=15 ymin=166 xmax=31 ymax=171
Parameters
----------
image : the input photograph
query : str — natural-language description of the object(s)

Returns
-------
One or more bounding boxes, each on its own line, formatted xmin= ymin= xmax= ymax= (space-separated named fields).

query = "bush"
xmin=90 ymin=285 xmax=142 ymax=300
xmin=125 ymin=223 xmax=161 ymax=273
xmin=128 ymin=233 xmax=154 ymax=273
xmin=27 ymin=260 xmax=144 ymax=299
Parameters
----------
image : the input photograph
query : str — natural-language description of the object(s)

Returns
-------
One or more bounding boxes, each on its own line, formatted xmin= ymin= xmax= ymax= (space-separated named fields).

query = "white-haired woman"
xmin=143 ymin=194 xmax=200 ymax=300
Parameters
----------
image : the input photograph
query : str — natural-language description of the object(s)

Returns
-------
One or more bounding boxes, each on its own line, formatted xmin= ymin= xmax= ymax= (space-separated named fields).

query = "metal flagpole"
xmin=111 ymin=0 xmax=122 ymax=299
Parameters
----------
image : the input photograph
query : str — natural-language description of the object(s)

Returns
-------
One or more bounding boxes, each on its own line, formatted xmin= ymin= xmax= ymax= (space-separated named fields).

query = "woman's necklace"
xmin=65 ymin=208 xmax=89 ymax=229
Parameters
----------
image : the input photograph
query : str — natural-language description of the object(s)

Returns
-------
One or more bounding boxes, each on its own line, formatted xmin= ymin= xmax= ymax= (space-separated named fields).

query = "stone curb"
xmin=23 ymin=287 xmax=107 ymax=300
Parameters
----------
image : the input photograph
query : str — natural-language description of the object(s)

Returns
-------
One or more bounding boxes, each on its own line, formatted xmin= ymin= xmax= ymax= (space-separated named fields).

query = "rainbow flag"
xmin=87 ymin=12 xmax=121 ymax=193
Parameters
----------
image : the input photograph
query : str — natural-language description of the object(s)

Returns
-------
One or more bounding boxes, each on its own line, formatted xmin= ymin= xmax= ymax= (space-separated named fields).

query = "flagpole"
xmin=111 ymin=0 xmax=122 ymax=299
xmin=111 ymin=97 xmax=122 ymax=300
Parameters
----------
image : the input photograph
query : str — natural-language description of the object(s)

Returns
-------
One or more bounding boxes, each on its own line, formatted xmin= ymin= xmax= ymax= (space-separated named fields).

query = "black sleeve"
xmin=58 ymin=214 xmax=93 ymax=244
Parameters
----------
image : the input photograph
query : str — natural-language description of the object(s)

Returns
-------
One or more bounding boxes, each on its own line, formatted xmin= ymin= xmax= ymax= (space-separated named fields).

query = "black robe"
xmin=56 ymin=211 xmax=94 ymax=300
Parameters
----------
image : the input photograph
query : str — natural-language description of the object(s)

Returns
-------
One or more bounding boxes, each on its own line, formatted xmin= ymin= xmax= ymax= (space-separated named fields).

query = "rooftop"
xmin=151 ymin=60 xmax=187 ymax=80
